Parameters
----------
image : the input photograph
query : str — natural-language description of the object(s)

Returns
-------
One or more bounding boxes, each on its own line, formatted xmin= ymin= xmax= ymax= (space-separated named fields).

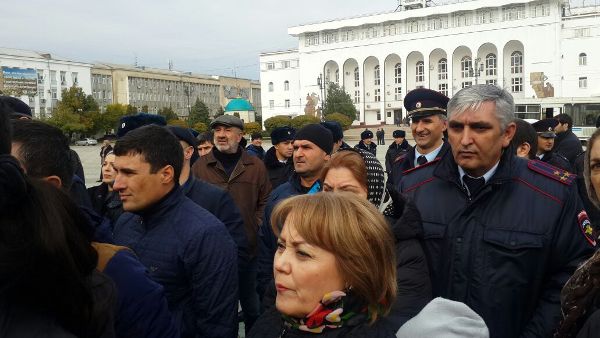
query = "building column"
xmin=424 ymin=52 xmax=431 ymax=89
xmin=358 ymin=59 xmax=365 ymax=124
xmin=380 ymin=59 xmax=386 ymax=124
xmin=448 ymin=51 xmax=455 ymax=97
xmin=497 ymin=47 xmax=504 ymax=90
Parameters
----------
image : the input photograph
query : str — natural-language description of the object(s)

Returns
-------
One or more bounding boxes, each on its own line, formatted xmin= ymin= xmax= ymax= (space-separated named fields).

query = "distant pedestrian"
xmin=246 ymin=131 xmax=265 ymax=160
xmin=381 ymin=128 xmax=385 ymax=145
xmin=554 ymin=113 xmax=583 ymax=166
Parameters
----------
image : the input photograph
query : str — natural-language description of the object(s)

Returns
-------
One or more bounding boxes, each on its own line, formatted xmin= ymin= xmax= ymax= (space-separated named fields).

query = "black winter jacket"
xmin=355 ymin=141 xmax=377 ymax=156
xmin=400 ymin=149 xmax=595 ymax=338
xmin=388 ymin=141 xmax=451 ymax=191
xmin=539 ymin=151 xmax=573 ymax=172
xmin=554 ymin=130 xmax=583 ymax=165
xmin=263 ymin=146 xmax=294 ymax=190
xmin=87 ymin=183 xmax=124 ymax=228
xmin=385 ymin=140 xmax=411 ymax=174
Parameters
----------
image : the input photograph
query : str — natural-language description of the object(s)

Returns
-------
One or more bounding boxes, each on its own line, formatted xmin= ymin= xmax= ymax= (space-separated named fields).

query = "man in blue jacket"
xmin=400 ymin=84 xmax=595 ymax=338
xmin=112 ymin=125 xmax=238 ymax=338
xmin=257 ymin=124 xmax=333 ymax=301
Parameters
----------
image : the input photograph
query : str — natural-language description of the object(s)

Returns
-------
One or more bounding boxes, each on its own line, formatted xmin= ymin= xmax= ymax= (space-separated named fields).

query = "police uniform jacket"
xmin=554 ymin=130 xmax=583 ymax=165
xmin=384 ymin=140 xmax=412 ymax=174
xmin=355 ymin=140 xmax=377 ymax=156
xmin=400 ymin=148 xmax=595 ymax=338
xmin=388 ymin=141 xmax=450 ymax=191
xmin=539 ymin=151 xmax=573 ymax=172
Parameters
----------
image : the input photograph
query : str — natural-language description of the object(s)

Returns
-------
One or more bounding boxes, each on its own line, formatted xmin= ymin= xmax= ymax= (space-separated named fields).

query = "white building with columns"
xmin=260 ymin=0 xmax=600 ymax=127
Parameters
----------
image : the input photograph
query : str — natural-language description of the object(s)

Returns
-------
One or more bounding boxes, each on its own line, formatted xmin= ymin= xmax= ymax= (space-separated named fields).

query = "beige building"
xmin=92 ymin=64 xmax=262 ymax=120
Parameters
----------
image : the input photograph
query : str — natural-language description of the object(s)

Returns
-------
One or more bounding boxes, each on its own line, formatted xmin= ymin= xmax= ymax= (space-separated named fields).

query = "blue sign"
xmin=0 ymin=67 xmax=38 ymax=95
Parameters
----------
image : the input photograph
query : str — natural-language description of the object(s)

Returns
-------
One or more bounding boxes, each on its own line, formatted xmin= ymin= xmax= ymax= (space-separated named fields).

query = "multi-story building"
xmin=260 ymin=0 xmax=600 ymax=128
xmin=0 ymin=47 xmax=93 ymax=118
xmin=91 ymin=64 xmax=262 ymax=119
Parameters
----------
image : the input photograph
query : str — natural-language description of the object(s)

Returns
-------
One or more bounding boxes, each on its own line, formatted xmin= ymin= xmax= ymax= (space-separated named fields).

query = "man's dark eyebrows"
xmin=470 ymin=121 xmax=494 ymax=128
xmin=113 ymin=164 xmax=136 ymax=174
xmin=448 ymin=120 xmax=464 ymax=128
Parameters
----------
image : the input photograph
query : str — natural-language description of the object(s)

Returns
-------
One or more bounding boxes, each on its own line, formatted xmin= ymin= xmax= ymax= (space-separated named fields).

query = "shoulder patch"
xmin=528 ymin=160 xmax=575 ymax=185
xmin=402 ymin=157 xmax=441 ymax=175
xmin=578 ymin=210 xmax=597 ymax=247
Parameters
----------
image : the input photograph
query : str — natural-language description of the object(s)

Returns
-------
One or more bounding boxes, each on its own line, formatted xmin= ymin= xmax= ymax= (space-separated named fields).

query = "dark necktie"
xmin=417 ymin=155 xmax=428 ymax=166
xmin=463 ymin=175 xmax=485 ymax=196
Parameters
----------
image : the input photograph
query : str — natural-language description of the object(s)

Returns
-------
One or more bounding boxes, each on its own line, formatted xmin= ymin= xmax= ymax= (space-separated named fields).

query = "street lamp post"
xmin=317 ymin=73 xmax=325 ymax=120
xmin=469 ymin=57 xmax=484 ymax=85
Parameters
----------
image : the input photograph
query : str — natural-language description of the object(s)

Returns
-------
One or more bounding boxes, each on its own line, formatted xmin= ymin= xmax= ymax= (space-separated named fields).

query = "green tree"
xmin=323 ymin=83 xmax=357 ymax=121
xmin=141 ymin=105 xmax=149 ymax=113
xmin=58 ymin=86 xmax=99 ymax=113
xmin=263 ymin=115 xmax=292 ymax=133
xmin=158 ymin=106 xmax=178 ymax=121
xmin=192 ymin=122 xmax=208 ymax=132
xmin=46 ymin=106 xmax=88 ymax=139
xmin=324 ymin=112 xmax=352 ymax=130
xmin=127 ymin=105 xmax=138 ymax=114
xmin=244 ymin=122 xmax=262 ymax=135
xmin=213 ymin=106 xmax=225 ymax=118
xmin=188 ymin=98 xmax=210 ymax=126
xmin=291 ymin=115 xmax=320 ymax=130
xmin=167 ymin=119 xmax=187 ymax=127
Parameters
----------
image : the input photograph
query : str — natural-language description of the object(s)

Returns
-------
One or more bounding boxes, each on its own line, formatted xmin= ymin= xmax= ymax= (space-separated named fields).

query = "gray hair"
xmin=447 ymin=85 xmax=515 ymax=130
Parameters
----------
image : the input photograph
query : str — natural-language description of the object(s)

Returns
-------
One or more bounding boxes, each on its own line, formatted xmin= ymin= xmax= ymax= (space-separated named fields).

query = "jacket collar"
xmin=136 ymin=184 xmax=183 ymax=227
xmin=264 ymin=146 xmax=291 ymax=169
xmin=205 ymin=147 xmax=257 ymax=181
xmin=181 ymin=175 xmax=196 ymax=196
xmin=434 ymin=144 xmax=515 ymax=189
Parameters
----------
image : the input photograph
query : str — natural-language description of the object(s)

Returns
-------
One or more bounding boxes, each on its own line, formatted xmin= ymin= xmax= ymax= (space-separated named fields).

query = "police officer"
xmin=389 ymin=88 xmax=451 ymax=190
xmin=355 ymin=129 xmax=377 ymax=155
xmin=385 ymin=130 xmax=412 ymax=175
xmin=532 ymin=118 xmax=573 ymax=172
xmin=400 ymin=84 xmax=594 ymax=338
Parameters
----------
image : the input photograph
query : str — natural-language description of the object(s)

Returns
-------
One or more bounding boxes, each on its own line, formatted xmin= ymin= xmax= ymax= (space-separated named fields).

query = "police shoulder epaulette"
xmin=528 ymin=159 xmax=576 ymax=185
xmin=402 ymin=157 xmax=441 ymax=175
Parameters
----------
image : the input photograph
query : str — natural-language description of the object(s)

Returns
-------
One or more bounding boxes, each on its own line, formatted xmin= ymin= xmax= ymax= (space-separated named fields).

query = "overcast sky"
xmin=0 ymin=1 xmax=398 ymax=80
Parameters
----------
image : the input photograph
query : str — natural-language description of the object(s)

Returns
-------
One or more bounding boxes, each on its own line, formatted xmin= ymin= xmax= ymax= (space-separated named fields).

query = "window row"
xmin=268 ymin=99 xmax=292 ymax=109
xmin=268 ymin=81 xmax=290 ymax=92
xmin=265 ymin=60 xmax=297 ymax=70
xmin=305 ymin=2 xmax=549 ymax=46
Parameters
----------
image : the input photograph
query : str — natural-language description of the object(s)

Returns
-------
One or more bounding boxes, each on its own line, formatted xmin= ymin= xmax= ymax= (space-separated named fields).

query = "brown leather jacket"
xmin=191 ymin=149 xmax=271 ymax=256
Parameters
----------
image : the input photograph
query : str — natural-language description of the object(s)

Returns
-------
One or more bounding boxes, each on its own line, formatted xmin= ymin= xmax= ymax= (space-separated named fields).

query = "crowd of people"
xmin=1 ymin=83 xmax=600 ymax=338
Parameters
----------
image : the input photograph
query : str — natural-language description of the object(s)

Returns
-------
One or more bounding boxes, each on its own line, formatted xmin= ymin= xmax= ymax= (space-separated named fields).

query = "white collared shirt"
xmin=458 ymin=161 xmax=500 ymax=195
xmin=414 ymin=143 xmax=444 ymax=167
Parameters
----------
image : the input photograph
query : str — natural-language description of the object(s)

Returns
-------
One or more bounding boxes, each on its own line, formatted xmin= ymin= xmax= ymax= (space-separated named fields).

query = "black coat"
xmin=539 ymin=151 xmax=573 ymax=172
xmin=554 ymin=130 xmax=583 ymax=165
xmin=383 ymin=190 xmax=432 ymax=330
xmin=263 ymin=146 xmax=294 ymax=190
xmin=384 ymin=140 xmax=411 ymax=174
xmin=87 ymin=183 xmax=124 ymax=228
xmin=249 ymin=308 xmax=396 ymax=338
xmin=400 ymin=149 xmax=595 ymax=338
xmin=355 ymin=141 xmax=377 ymax=156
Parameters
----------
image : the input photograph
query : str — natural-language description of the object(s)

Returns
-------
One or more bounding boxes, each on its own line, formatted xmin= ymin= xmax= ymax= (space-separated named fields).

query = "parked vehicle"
xmin=75 ymin=138 xmax=98 ymax=146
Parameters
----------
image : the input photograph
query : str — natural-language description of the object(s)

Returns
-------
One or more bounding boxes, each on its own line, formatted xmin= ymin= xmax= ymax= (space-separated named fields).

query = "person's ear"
xmin=43 ymin=175 xmax=62 ymax=188
xmin=160 ymin=165 xmax=175 ymax=184
xmin=183 ymin=146 xmax=194 ymax=160
xmin=502 ymin=122 xmax=517 ymax=148
xmin=516 ymin=142 xmax=531 ymax=158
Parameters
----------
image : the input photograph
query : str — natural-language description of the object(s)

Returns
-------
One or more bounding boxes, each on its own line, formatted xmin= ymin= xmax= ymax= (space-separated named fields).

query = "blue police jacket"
xmin=113 ymin=186 xmax=238 ymax=338
xmin=400 ymin=148 xmax=595 ymax=338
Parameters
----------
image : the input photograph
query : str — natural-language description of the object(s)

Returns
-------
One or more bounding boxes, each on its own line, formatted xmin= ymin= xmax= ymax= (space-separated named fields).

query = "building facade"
xmin=0 ymin=47 xmax=93 ymax=118
xmin=260 ymin=0 xmax=600 ymax=127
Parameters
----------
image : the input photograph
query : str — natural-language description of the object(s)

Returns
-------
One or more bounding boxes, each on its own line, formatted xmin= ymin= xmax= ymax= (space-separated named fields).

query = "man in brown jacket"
xmin=191 ymin=115 xmax=271 ymax=333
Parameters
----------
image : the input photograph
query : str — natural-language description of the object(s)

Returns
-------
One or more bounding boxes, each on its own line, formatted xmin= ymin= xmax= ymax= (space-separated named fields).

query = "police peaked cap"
xmin=531 ymin=118 xmax=559 ymax=138
xmin=117 ymin=113 xmax=167 ymax=138
xmin=404 ymin=88 xmax=449 ymax=119
xmin=393 ymin=130 xmax=406 ymax=138
xmin=271 ymin=126 xmax=296 ymax=145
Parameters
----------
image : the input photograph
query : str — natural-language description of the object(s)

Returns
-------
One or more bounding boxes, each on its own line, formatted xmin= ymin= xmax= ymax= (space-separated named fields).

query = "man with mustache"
xmin=399 ymin=84 xmax=594 ymax=338
xmin=389 ymin=88 xmax=450 ymax=190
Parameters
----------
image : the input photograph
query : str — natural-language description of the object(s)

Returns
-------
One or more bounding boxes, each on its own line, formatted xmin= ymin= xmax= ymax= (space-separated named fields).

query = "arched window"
xmin=335 ymin=69 xmax=340 ymax=84
xmin=485 ymin=53 xmax=497 ymax=76
xmin=268 ymin=82 xmax=274 ymax=92
xmin=325 ymin=69 xmax=331 ymax=83
xmin=374 ymin=65 xmax=380 ymax=85
xmin=579 ymin=53 xmax=587 ymax=66
xmin=394 ymin=63 xmax=402 ymax=84
xmin=461 ymin=56 xmax=472 ymax=78
xmin=511 ymin=51 xmax=523 ymax=74
xmin=354 ymin=67 xmax=360 ymax=87
xmin=283 ymin=80 xmax=289 ymax=91
xmin=438 ymin=58 xmax=447 ymax=80
xmin=415 ymin=61 xmax=424 ymax=82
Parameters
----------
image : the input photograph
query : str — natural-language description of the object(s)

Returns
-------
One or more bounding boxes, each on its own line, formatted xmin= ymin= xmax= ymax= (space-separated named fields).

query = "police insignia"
xmin=528 ymin=160 xmax=575 ymax=185
xmin=578 ymin=210 xmax=596 ymax=246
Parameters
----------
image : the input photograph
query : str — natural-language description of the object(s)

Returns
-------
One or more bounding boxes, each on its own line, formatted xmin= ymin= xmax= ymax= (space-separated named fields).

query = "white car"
xmin=75 ymin=138 xmax=98 ymax=146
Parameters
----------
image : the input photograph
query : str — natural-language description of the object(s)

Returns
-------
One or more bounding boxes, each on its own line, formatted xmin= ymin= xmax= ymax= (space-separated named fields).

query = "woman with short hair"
xmin=249 ymin=192 xmax=398 ymax=337
xmin=321 ymin=149 xmax=432 ymax=330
